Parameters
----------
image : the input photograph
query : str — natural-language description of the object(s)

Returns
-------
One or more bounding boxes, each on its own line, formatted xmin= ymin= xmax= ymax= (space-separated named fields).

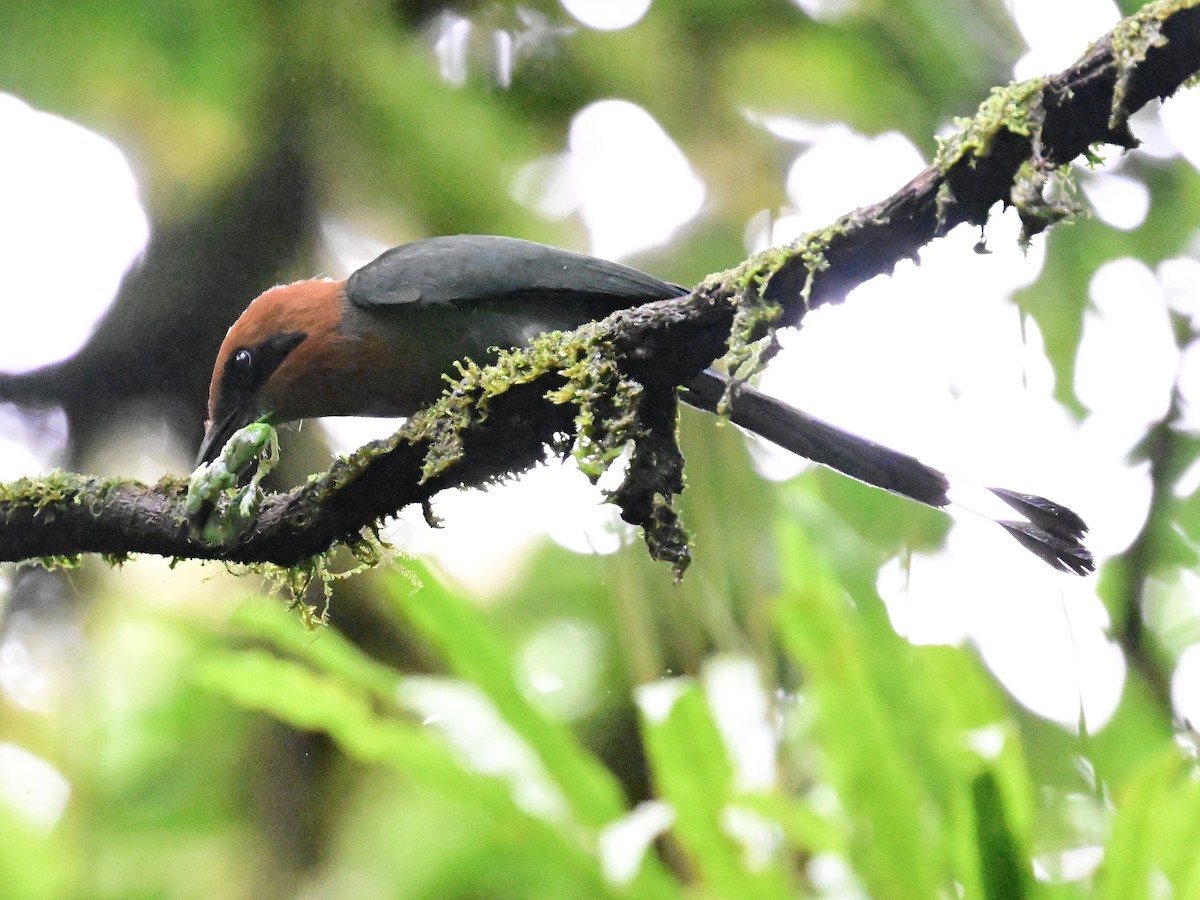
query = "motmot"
xmin=198 ymin=235 xmax=1092 ymax=574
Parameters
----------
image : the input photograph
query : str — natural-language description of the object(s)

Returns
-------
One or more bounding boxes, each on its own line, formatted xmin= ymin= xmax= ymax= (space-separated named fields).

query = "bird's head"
xmin=197 ymin=278 xmax=346 ymax=465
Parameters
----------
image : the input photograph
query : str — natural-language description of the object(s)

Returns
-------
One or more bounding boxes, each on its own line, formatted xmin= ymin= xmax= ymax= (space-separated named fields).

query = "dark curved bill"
xmin=195 ymin=409 xmax=245 ymax=467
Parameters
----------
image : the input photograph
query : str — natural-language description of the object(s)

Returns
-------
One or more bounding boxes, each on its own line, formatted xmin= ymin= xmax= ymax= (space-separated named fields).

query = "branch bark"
xmin=1 ymin=0 xmax=1197 ymax=567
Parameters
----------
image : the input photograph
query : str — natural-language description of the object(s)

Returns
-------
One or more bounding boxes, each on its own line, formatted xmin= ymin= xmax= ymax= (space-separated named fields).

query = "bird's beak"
xmin=196 ymin=408 xmax=248 ymax=467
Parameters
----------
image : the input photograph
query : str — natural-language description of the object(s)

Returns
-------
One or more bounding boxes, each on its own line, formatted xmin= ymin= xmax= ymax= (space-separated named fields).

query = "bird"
xmin=198 ymin=234 xmax=1093 ymax=574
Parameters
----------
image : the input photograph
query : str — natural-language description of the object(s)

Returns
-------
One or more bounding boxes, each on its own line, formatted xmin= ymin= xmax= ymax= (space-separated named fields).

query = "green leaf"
xmin=388 ymin=575 xmax=629 ymax=824
xmin=776 ymin=525 xmax=940 ymax=892
xmin=1097 ymin=749 xmax=1200 ymax=899
xmin=196 ymin=649 xmax=485 ymax=799
xmin=773 ymin=519 xmax=1042 ymax=898
xmin=229 ymin=600 xmax=402 ymax=701
xmin=973 ymin=770 xmax=1032 ymax=900
xmin=196 ymin=647 xmax=619 ymax=894
xmin=636 ymin=678 xmax=791 ymax=898
xmin=386 ymin=574 xmax=679 ymax=897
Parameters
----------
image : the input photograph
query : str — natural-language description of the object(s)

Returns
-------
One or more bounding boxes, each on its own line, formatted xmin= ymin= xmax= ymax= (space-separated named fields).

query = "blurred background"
xmin=2 ymin=0 xmax=1200 ymax=896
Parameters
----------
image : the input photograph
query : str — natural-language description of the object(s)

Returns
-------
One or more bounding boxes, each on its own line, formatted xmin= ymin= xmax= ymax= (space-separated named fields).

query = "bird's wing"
xmin=344 ymin=235 xmax=688 ymax=310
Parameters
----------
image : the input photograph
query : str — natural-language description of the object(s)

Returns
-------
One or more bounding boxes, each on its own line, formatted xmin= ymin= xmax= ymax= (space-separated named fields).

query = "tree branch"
xmin=1 ymin=0 xmax=1197 ymax=568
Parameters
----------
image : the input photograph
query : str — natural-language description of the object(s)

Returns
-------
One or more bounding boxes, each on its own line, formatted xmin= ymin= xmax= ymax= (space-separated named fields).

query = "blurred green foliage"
xmin=6 ymin=541 xmax=1198 ymax=897
xmin=2 ymin=0 xmax=1200 ymax=897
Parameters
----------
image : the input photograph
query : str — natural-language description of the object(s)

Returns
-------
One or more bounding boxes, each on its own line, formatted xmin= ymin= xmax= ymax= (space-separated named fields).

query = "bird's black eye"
xmin=225 ymin=348 xmax=257 ymax=388
xmin=219 ymin=331 xmax=307 ymax=400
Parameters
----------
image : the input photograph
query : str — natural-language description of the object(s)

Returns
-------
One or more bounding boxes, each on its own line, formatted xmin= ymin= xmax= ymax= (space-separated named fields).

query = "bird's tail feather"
xmin=683 ymin=370 xmax=1094 ymax=574
xmin=988 ymin=488 xmax=1094 ymax=575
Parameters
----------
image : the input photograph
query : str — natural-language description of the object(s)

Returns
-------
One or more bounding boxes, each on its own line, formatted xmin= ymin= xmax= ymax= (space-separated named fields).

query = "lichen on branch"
xmin=0 ymin=0 xmax=1196 ymax=575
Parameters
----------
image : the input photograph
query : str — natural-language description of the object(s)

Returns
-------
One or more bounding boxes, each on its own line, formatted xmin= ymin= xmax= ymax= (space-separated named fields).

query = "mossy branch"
xmin=1 ymin=0 xmax=1197 ymax=570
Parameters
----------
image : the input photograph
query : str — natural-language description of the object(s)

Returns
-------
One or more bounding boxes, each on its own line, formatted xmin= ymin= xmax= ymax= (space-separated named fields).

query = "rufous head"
xmin=197 ymin=278 xmax=346 ymax=464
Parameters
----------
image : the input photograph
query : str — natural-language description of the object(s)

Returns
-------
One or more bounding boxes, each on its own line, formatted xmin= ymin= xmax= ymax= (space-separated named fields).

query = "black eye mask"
xmin=220 ymin=331 xmax=308 ymax=400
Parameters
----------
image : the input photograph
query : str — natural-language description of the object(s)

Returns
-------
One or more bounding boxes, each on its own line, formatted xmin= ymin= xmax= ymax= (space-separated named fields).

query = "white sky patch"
xmin=560 ymin=0 xmax=652 ymax=31
xmin=1160 ymin=256 xmax=1200 ymax=431
xmin=1079 ymin=170 xmax=1149 ymax=231
xmin=1075 ymin=258 xmax=1178 ymax=446
xmin=749 ymin=131 xmax=1054 ymax=489
xmin=0 ymin=619 xmax=55 ymax=713
xmin=321 ymin=219 xmax=391 ymax=275
xmin=881 ymin=538 xmax=1124 ymax=729
xmin=1033 ymin=844 xmax=1106 ymax=884
xmin=513 ymin=99 xmax=705 ymax=260
xmin=788 ymin=0 xmax=854 ymax=23
xmin=317 ymin=415 xmax=406 ymax=458
xmin=1161 ymin=256 xmax=1200 ymax=332
xmin=431 ymin=12 xmax=472 ymax=86
xmin=750 ymin=126 xmax=926 ymax=248
xmin=367 ymin=458 xmax=634 ymax=598
xmin=0 ymin=607 xmax=86 ymax=714
xmin=964 ymin=724 xmax=1009 ymax=762
xmin=569 ymin=99 xmax=704 ymax=258
xmin=1159 ymin=83 xmax=1200 ymax=173
xmin=397 ymin=676 xmax=569 ymax=822
xmin=1048 ymin=416 xmax=1151 ymax=560
xmin=808 ymin=852 xmax=862 ymax=896
xmin=1126 ymin=104 xmax=1182 ymax=161
xmin=510 ymin=154 xmax=578 ymax=220
xmin=0 ymin=743 xmax=71 ymax=833
xmin=1175 ymin=340 xmax=1200 ymax=434
xmin=0 ymin=404 xmax=68 ymax=481
xmin=748 ymin=152 xmax=1048 ymax=487
xmin=754 ymin=206 xmax=1050 ymax=486
xmin=702 ymin=656 xmax=777 ymax=793
xmin=635 ymin=677 xmax=689 ymax=724
xmin=871 ymin=419 xmax=1139 ymax=727
xmin=1172 ymin=643 xmax=1200 ymax=727
xmin=598 ymin=800 xmax=675 ymax=886
xmin=977 ymin=572 xmax=1125 ymax=729
xmin=88 ymin=408 xmax=194 ymax=481
xmin=876 ymin=554 xmax=972 ymax=647
xmin=496 ymin=9 xmax=576 ymax=89
xmin=1143 ymin=572 xmax=1200 ymax=660
xmin=516 ymin=618 xmax=606 ymax=721
xmin=1008 ymin=0 xmax=1120 ymax=81
xmin=784 ymin=128 xmax=925 ymax=224
xmin=0 ymin=93 xmax=148 ymax=375
xmin=721 ymin=805 xmax=784 ymax=872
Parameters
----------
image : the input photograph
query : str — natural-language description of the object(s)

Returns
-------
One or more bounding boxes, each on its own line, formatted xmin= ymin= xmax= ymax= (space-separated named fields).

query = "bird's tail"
xmin=683 ymin=370 xmax=1094 ymax=575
